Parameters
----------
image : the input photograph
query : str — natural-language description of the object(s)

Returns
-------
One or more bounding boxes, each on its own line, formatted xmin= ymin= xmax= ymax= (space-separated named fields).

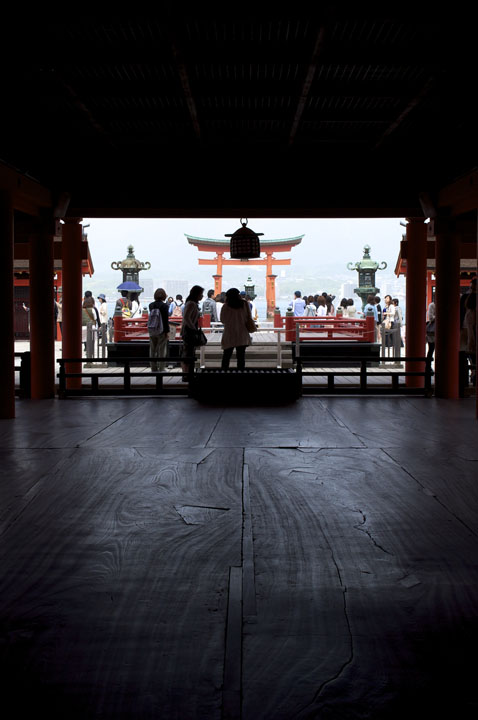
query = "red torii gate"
xmin=186 ymin=234 xmax=303 ymax=317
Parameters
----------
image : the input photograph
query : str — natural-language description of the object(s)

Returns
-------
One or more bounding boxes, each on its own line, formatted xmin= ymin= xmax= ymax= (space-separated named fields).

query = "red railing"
xmin=113 ymin=314 xmax=183 ymax=342
xmin=276 ymin=314 xmax=376 ymax=342
xmin=291 ymin=315 xmax=375 ymax=342
xmin=113 ymin=310 xmax=214 ymax=342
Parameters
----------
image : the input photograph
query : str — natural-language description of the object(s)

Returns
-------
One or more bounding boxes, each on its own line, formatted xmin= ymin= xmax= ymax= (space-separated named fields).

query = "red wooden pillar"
xmin=405 ymin=218 xmax=427 ymax=387
xmin=29 ymin=221 xmax=55 ymax=398
xmin=0 ymin=191 xmax=15 ymax=418
xmin=56 ymin=269 xmax=63 ymax=340
xmin=62 ymin=218 xmax=83 ymax=389
xmin=427 ymin=270 xmax=434 ymax=308
xmin=434 ymin=218 xmax=460 ymax=398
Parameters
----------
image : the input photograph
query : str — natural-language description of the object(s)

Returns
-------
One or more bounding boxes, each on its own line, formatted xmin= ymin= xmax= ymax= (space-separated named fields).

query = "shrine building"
xmin=0 ymin=15 xmax=477 ymax=719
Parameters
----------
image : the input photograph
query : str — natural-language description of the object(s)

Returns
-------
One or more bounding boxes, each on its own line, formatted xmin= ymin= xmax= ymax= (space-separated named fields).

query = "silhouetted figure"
xmin=220 ymin=288 xmax=254 ymax=371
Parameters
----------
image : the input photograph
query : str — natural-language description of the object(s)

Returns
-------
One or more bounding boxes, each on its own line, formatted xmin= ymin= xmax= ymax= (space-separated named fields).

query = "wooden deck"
xmin=1 ymin=395 xmax=477 ymax=718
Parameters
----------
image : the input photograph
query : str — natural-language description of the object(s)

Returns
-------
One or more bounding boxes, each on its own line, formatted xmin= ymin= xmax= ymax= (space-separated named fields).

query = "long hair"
xmin=186 ymin=285 xmax=204 ymax=303
xmin=225 ymin=288 xmax=244 ymax=309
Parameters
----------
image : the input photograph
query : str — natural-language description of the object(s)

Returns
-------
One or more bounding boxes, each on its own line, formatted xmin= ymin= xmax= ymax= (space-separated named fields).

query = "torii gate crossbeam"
xmin=186 ymin=234 xmax=304 ymax=317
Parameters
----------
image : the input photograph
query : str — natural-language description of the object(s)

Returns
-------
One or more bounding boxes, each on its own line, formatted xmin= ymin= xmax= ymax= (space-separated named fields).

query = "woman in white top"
xmin=304 ymin=295 xmax=318 ymax=316
xmin=215 ymin=292 xmax=225 ymax=322
xmin=346 ymin=298 xmax=357 ymax=317
xmin=97 ymin=294 xmax=109 ymax=325
xmin=130 ymin=292 xmax=143 ymax=318
xmin=316 ymin=296 xmax=327 ymax=317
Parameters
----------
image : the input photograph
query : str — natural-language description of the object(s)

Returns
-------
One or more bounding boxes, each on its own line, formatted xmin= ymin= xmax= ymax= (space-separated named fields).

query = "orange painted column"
xmin=265 ymin=252 xmax=276 ymax=318
xmin=62 ymin=218 xmax=83 ymax=389
xmin=29 ymin=222 xmax=56 ymax=398
xmin=405 ymin=218 xmax=427 ymax=387
xmin=266 ymin=274 xmax=277 ymax=318
xmin=434 ymin=218 xmax=460 ymax=398
xmin=214 ymin=253 xmax=224 ymax=295
xmin=0 ymin=191 xmax=15 ymax=418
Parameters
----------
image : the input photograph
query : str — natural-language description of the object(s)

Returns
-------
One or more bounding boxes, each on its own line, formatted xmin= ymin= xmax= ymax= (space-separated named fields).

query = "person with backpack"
xmin=169 ymin=294 xmax=184 ymax=318
xmin=148 ymin=288 xmax=170 ymax=372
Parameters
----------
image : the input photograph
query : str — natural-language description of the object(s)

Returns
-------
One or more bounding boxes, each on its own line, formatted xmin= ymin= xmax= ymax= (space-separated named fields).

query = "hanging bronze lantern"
xmin=225 ymin=218 xmax=263 ymax=259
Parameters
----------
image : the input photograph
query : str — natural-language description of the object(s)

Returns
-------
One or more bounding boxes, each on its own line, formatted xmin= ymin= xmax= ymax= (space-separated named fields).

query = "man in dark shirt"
xmin=149 ymin=288 xmax=170 ymax=372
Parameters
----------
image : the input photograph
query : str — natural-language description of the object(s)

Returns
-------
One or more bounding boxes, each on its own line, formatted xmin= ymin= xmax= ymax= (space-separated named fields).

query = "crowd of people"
xmin=146 ymin=285 xmax=256 ymax=377
xmin=74 ymin=277 xmax=476 ymax=383
xmin=292 ymin=290 xmax=403 ymax=348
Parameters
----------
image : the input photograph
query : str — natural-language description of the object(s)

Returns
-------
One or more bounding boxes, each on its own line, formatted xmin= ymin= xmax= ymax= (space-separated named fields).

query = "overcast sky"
xmin=84 ymin=217 xmax=406 ymax=284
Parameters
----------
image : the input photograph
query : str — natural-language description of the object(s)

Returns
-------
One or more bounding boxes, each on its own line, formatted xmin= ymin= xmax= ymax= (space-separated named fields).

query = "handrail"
xmin=296 ymin=355 xmax=433 ymax=395
xmin=57 ymin=355 xmax=195 ymax=398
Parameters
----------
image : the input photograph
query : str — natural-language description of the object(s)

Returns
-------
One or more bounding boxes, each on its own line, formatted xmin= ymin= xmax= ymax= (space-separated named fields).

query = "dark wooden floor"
xmin=1 ymin=396 xmax=477 ymax=719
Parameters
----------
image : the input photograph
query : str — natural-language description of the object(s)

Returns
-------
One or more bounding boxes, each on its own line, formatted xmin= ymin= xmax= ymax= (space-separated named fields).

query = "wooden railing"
xmin=57 ymin=356 xmax=194 ymax=397
xmin=296 ymin=355 xmax=434 ymax=395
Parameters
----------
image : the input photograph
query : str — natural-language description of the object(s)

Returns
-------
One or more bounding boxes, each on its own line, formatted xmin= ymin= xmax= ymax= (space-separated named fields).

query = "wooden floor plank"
xmin=1 ymin=396 xmax=477 ymax=718
xmin=243 ymin=446 xmax=478 ymax=718
xmin=206 ymin=400 xmax=365 ymax=448
xmin=0 ymin=446 xmax=243 ymax=719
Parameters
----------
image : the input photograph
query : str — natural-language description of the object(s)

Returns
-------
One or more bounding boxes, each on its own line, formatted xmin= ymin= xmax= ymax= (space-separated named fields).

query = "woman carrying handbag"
xmin=220 ymin=287 xmax=255 ymax=371
xmin=180 ymin=285 xmax=205 ymax=380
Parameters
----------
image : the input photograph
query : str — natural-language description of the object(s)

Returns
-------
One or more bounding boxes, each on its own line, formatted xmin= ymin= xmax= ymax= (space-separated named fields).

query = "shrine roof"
xmin=186 ymin=234 xmax=304 ymax=248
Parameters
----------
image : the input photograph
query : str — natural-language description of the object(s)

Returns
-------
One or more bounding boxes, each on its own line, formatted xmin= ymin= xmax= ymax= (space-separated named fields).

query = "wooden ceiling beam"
xmin=373 ymin=78 xmax=435 ymax=150
xmin=169 ymin=29 xmax=201 ymax=141
xmin=436 ymin=170 xmax=478 ymax=216
xmin=0 ymin=163 xmax=52 ymax=217
xmin=289 ymin=26 xmax=326 ymax=145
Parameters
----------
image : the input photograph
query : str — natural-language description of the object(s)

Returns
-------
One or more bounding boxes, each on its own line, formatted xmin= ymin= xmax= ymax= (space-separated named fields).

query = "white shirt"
xmin=130 ymin=300 xmax=143 ymax=318
xmin=99 ymin=302 xmax=108 ymax=324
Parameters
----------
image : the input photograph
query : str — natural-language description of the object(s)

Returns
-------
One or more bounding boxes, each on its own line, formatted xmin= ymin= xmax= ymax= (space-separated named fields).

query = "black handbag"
xmin=184 ymin=326 xmax=208 ymax=346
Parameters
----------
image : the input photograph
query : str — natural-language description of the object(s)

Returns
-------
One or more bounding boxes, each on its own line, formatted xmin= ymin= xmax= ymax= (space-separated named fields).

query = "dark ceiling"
xmin=1 ymin=14 xmax=476 ymax=217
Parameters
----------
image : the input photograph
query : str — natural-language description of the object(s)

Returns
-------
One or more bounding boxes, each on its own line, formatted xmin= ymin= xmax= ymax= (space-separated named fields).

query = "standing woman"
xmin=130 ymin=292 xmax=143 ymax=318
xmin=426 ymin=301 xmax=436 ymax=363
xmin=97 ymin=294 xmax=108 ymax=326
xmin=220 ymin=288 xmax=254 ymax=370
xmin=383 ymin=294 xmax=396 ymax=349
xmin=181 ymin=285 xmax=204 ymax=378
xmin=304 ymin=295 xmax=318 ymax=316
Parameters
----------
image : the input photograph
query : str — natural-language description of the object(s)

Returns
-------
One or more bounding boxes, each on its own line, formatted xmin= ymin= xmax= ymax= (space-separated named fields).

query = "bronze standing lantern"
xmin=244 ymin=276 xmax=256 ymax=301
xmin=111 ymin=245 xmax=151 ymax=295
xmin=347 ymin=245 xmax=387 ymax=309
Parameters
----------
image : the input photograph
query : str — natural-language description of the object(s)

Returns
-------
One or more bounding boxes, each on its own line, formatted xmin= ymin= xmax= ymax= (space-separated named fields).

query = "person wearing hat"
xmin=97 ymin=294 xmax=108 ymax=326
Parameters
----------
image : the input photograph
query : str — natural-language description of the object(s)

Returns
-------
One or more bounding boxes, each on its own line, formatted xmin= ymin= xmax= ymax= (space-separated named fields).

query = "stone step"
xmin=198 ymin=360 xmax=294 ymax=368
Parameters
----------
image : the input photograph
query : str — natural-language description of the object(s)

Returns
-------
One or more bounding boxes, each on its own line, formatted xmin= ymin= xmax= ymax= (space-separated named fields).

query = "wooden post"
xmin=434 ymin=218 xmax=460 ymax=398
xmin=365 ymin=314 xmax=375 ymax=343
xmin=405 ymin=218 xmax=427 ymax=388
xmin=285 ymin=310 xmax=295 ymax=342
xmin=0 ymin=191 xmax=15 ymax=418
xmin=199 ymin=312 xmax=211 ymax=328
xmin=273 ymin=308 xmax=283 ymax=329
xmin=29 ymin=221 xmax=56 ymax=398
xmin=62 ymin=218 xmax=83 ymax=390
